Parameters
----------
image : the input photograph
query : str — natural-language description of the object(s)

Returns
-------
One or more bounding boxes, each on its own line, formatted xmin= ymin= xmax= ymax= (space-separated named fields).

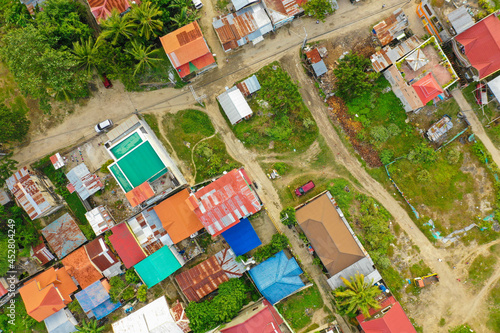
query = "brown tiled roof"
xmin=85 ymin=236 xmax=120 ymax=272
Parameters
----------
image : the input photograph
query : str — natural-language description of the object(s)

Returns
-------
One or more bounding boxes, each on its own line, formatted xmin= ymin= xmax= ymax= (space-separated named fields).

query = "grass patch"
xmin=468 ymin=254 xmax=497 ymax=287
xmin=0 ymin=295 xmax=47 ymax=332
xmin=379 ymin=266 xmax=405 ymax=300
xmin=276 ymin=284 xmax=324 ymax=330
xmin=409 ymin=260 xmax=432 ymax=278
xmin=277 ymin=174 xmax=331 ymax=208
xmin=489 ymin=279 xmax=500 ymax=332
xmin=163 ymin=109 xmax=216 ymax=174
xmin=305 ymin=323 xmax=320 ymax=332
xmin=193 ymin=135 xmax=241 ymax=182
xmin=216 ymin=0 xmax=229 ymax=10
xmin=230 ymin=61 xmax=318 ymax=153
xmin=142 ymin=113 xmax=173 ymax=154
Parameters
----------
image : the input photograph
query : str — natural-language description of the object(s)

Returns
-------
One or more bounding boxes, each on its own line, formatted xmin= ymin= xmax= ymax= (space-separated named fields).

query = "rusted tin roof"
xmin=31 ymin=237 xmax=55 ymax=265
xmin=236 ymin=75 xmax=261 ymax=97
xmin=41 ymin=213 xmax=87 ymax=259
xmin=372 ymin=9 xmax=409 ymax=46
xmin=171 ymin=300 xmax=191 ymax=333
xmin=66 ymin=163 xmax=103 ymax=201
xmin=88 ymin=0 xmax=135 ymax=22
xmin=175 ymin=248 xmax=245 ymax=302
xmin=6 ymin=167 xmax=54 ymax=220
xmin=370 ymin=35 xmax=421 ymax=72
xmin=85 ymin=205 xmax=115 ymax=236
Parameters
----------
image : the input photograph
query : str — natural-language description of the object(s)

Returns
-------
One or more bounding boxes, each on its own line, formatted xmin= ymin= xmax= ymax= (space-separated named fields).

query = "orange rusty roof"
xmin=19 ymin=267 xmax=77 ymax=322
xmin=160 ymin=21 xmax=215 ymax=76
xmin=62 ymin=246 xmax=104 ymax=290
xmin=125 ymin=181 xmax=155 ymax=208
xmin=305 ymin=49 xmax=322 ymax=64
xmin=154 ymin=189 xmax=204 ymax=244
xmin=372 ymin=9 xmax=409 ymax=46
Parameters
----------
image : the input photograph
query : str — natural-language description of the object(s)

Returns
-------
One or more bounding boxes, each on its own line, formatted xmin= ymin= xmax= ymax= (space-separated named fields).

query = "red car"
xmin=295 ymin=181 xmax=315 ymax=196
xmin=102 ymin=74 xmax=113 ymax=89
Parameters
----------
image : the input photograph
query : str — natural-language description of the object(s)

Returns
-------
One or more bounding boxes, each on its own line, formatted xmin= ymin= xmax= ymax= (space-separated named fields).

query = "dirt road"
xmin=452 ymin=89 xmax=500 ymax=166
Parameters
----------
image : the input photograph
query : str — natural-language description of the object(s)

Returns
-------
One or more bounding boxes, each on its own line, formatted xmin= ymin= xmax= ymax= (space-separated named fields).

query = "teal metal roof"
xmin=135 ymin=246 xmax=181 ymax=288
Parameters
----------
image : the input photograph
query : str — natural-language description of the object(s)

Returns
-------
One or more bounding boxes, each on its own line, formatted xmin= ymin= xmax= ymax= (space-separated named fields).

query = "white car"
xmin=94 ymin=119 xmax=113 ymax=133
xmin=192 ymin=0 xmax=203 ymax=9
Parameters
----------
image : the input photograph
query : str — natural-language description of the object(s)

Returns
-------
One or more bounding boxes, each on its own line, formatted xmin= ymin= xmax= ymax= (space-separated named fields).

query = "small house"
xmin=134 ymin=246 xmax=182 ymax=288
xmin=108 ymin=222 xmax=147 ymax=268
xmin=87 ymin=0 xmax=137 ymax=22
xmin=218 ymin=86 xmax=253 ymax=125
xmin=31 ymin=238 xmax=55 ymax=265
xmin=66 ymin=163 xmax=103 ymax=201
xmin=85 ymin=236 xmax=123 ymax=279
xmin=50 ymin=153 xmax=65 ymax=170
xmin=62 ymin=246 xmax=104 ymax=289
xmin=41 ymin=213 xmax=87 ymax=259
xmin=356 ymin=296 xmax=416 ymax=333
xmin=85 ymin=205 xmax=115 ymax=236
xmin=221 ymin=218 xmax=262 ymax=256
xmin=261 ymin=0 xmax=303 ymax=29
xmin=74 ymin=279 xmax=121 ymax=320
xmin=372 ymin=9 xmax=409 ymax=46
xmin=43 ymin=308 xmax=78 ymax=333
xmin=236 ymin=75 xmax=261 ymax=97
xmin=305 ymin=48 xmax=327 ymax=77
xmin=447 ymin=6 xmax=474 ymax=35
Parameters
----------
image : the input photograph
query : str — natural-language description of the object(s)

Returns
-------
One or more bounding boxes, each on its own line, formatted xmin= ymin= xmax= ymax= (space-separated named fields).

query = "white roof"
xmin=112 ymin=296 xmax=183 ymax=333
xmin=488 ymin=75 xmax=500 ymax=102
xmin=405 ymin=48 xmax=429 ymax=71
xmin=217 ymin=87 xmax=253 ymax=125
xmin=85 ymin=206 xmax=115 ymax=236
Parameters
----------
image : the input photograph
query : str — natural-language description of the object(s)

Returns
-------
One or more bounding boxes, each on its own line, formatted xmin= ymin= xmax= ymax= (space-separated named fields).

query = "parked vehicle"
xmin=94 ymin=119 xmax=113 ymax=133
xmin=414 ymin=273 xmax=439 ymax=288
xmin=102 ymin=74 xmax=113 ymax=89
xmin=192 ymin=0 xmax=203 ymax=9
xmin=295 ymin=181 xmax=315 ymax=196
xmin=475 ymin=83 xmax=487 ymax=105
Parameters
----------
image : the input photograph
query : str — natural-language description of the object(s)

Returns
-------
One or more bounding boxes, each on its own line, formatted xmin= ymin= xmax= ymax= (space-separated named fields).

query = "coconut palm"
xmin=334 ymin=273 xmax=381 ymax=318
xmin=99 ymin=9 xmax=135 ymax=45
xmin=170 ymin=7 xmax=200 ymax=29
xmin=72 ymin=37 xmax=103 ymax=75
xmin=129 ymin=2 xmax=163 ymax=40
xmin=75 ymin=319 xmax=105 ymax=333
xmin=125 ymin=40 xmax=161 ymax=76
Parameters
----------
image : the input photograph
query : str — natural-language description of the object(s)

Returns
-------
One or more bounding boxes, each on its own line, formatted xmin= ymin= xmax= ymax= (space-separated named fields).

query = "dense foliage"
xmin=280 ymin=207 xmax=297 ymax=226
xmin=185 ymin=279 xmax=248 ymax=333
xmin=303 ymin=0 xmax=334 ymax=22
xmin=0 ymin=103 xmax=30 ymax=143
xmin=253 ymin=233 xmax=289 ymax=262
xmin=333 ymin=53 xmax=379 ymax=99
xmin=334 ymin=273 xmax=381 ymax=317
xmin=0 ymin=296 xmax=46 ymax=332
xmin=0 ymin=154 xmax=18 ymax=188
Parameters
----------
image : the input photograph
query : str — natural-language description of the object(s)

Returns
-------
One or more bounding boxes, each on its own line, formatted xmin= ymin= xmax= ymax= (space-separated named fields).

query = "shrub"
xmin=122 ymin=286 xmax=135 ymax=301
xmin=126 ymin=268 xmax=140 ymax=284
xmin=371 ymin=125 xmax=390 ymax=142
xmin=446 ymin=147 xmax=460 ymax=165
xmin=100 ymin=160 xmax=114 ymax=173
xmin=137 ymin=285 xmax=147 ymax=302
xmin=280 ymin=207 xmax=297 ymax=226
xmin=407 ymin=143 xmax=437 ymax=164
xmin=416 ymin=169 xmax=431 ymax=182
xmin=379 ymin=149 xmax=394 ymax=165
xmin=273 ymin=162 xmax=290 ymax=175
xmin=253 ymin=234 xmax=289 ymax=263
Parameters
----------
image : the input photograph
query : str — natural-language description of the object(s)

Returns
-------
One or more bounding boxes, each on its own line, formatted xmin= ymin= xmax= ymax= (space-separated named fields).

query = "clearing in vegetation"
xmin=162 ymin=109 xmax=240 ymax=182
xmin=228 ymin=61 xmax=318 ymax=153
xmin=275 ymin=284 xmax=324 ymax=330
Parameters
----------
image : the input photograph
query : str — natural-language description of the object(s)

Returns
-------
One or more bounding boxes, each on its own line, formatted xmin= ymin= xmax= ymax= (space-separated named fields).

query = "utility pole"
xmin=302 ymin=27 xmax=308 ymax=49
xmin=189 ymin=85 xmax=207 ymax=105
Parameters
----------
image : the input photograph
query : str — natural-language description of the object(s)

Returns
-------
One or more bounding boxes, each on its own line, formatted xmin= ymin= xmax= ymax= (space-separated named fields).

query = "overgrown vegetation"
xmin=253 ymin=233 xmax=289 ymax=263
xmin=0 ymin=102 xmax=30 ymax=143
xmin=302 ymin=0 xmax=334 ymax=22
xmin=275 ymin=284 xmax=323 ymax=330
xmin=185 ymin=279 xmax=249 ymax=333
xmin=333 ymin=53 xmax=379 ymax=100
xmin=231 ymin=62 xmax=318 ymax=152
xmin=280 ymin=206 xmax=297 ymax=226
xmin=193 ymin=135 xmax=241 ymax=182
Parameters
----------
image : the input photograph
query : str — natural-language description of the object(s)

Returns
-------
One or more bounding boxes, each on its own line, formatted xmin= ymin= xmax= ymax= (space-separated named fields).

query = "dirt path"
xmin=282 ymin=53 xmax=478 ymax=331
xmin=452 ymin=89 xmax=500 ymax=166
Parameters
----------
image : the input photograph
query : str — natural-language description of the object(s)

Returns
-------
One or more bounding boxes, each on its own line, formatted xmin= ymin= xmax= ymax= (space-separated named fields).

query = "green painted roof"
xmin=134 ymin=246 xmax=181 ymax=288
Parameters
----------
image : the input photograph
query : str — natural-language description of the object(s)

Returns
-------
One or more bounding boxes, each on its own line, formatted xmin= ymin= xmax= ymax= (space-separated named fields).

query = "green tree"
xmin=99 ymin=9 xmax=135 ymax=45
xmin=334 ymin=273 xmax=381 ymax=317
xmin=35 ymin=0 xmax=91 ymax=49
xmin=109 ymin=276 xmax=126 ymax=302
xmin=0 ymin=154 xmax=18 ymax=187
xmin=280 ymin=207 xmax=297 ymax=226
xmin=137 ymin=284 xmax=148 ymax=302
xmin=0 ymin=238 xmax=9 ymax=276
xmin=76 ymin=319 xmax=105 ymax=332
xmin=125 ymin=268 xmax=140 ymax=284
xmin=170 ymin=7 xmax=199 ymax=29
xmin=125 ymin=40 xmax=161 ymax=76
xmin=333 ymin=53 xmax=379 ymax=100
xmin=0 ymin=26 xmax=89 ymax=110
xmin=0 ymin=0 xmax=31 ymax=28
xmin=379 ymin=149 xmax=393 ymax=165
xmin=303 ymin=0 xmax=334 ymax=22
xmin=129 ymin=1 xmax=163 ymax=41
xmin=446 ymin=147 xmax=460 ymax=165
xmin=0 ymin=103 xmax=30 ymax=143
xmin=370 ymin=125 xmax=390 ymax=142
xmin=72 ymin=37 xmax=102 ymax=75
xmin=407 ymin=143 xmax=437 ymax=164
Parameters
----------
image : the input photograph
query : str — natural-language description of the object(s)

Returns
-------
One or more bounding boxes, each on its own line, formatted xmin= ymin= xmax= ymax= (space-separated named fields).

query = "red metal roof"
xmin=125 ymin=181 xmax=155 ymax=207
xmin=85 ymin=236 xmax=120 ymax=272
xmin=356 ymin=296 xmax=416 ymax=333
xmin=221 ymin=300 xmax=284 ymax=333
xmin=32 ymin=238 xmax=55 ymax=265
xmin=108 ymin=223 xmax=147 ymax=268
xmin=264 ymin=0 xmax=302 ymax=18
xmin=411 ymin=73 xmax=443 ymax=105
xmin=305 ymin=49 xmax=322 ymax=64
xmin=456 ymin=15 xmax=500 ymax=79
xmin=187 ymin=169 xmax=261 ymax=236
xmin=88 ymin=0 xmax=133 ymax=22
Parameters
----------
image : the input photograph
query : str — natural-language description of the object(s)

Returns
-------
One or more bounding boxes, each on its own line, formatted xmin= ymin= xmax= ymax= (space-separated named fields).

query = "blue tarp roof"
xmin=222 ymin=218 xmax=262 ymax=256
xmin=75 ymin=280 xmax=121 ymax=320
xmin=249 ymin=250 xmax=304 ymax=304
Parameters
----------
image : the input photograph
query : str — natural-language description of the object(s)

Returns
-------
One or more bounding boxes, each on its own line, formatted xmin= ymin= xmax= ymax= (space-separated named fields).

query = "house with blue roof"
xmin=222 ymin=218 xmax=262 ymax=256
xmin=75 ymin=280 xmax=121 ymax=320
xmin=249 ymin=250 xmax=305 ymax=304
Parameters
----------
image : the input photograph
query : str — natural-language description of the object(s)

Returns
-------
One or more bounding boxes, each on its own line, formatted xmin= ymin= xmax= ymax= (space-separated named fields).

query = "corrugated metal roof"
xmin=43 ymin=308 xmax=77 ymax=333
xmin=312 ymin=60 xmax=327 ymax=77
xmin=218 ymin=86 xmax=253 ymax=125
xmin=0 ymin=189 xmax=11 ymax=205
xmin=6 ymin=167 xmax=54 ymax=220
xmin=188 ymin=168 xmax=261 ymax=236
xmin=66 ymin=164 xmax=103 ymax=201
xmin=372 ymin=9 xmax=409 ymax=46
xmin=128 ymin=207 xmax=169 ymax=255
xmin=108 ymin=223 xmax=147 ymax=268
xmin=85 ymin=237 xmax=120 ymax=274
xmin=448 ymin=6 xmax=474 ymax=35
xmin=50 ymin=153 xmax=65 ymax=170
xmin=62 ymin=247 xmax=104 ymax=290
xmin=213 ymin=4 xmax=273 ymax=52
xmin=232 ymin=0 xmax=258 ymax=11
xmin=427 ymin=115 xmax=453 ymax=142
xmin=326 ymin=256 xmax=379 ymax=289
xmin=75 ymin=280 xmax=121 ymax=319
xmin=370 ymin=35 xmax=421 ymax=72
xmin=32 ymin=238 xmax=55 ymax=265
xmin=263 ymin=0 xmax=302 ymax=26
xmin=125 ymin=181 xmax=155 ymax=207
xmin=88 ymin=0 xmax=133 ymax=22
xmin=170 ymin=301 xmax=190 ymax=333
xmin=85 ymin=206 xmax=115 ymax=236
xmin=41 ymin=213 xmax=87 ymax=259
xmin=135 ymin=246 xmax=182 ymax=288
xmin=175 ymin=248 xmax=245 ymax=301
xmin=222 ymin=218 xmax=261 ymax=256
xmin=236 ymin=75 xmax=261 ymax=96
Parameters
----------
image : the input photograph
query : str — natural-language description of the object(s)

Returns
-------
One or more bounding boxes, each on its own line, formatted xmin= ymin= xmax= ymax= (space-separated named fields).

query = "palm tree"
xmin=169 ymin=0 xmax=190 ymax=10
xmin=72 ymin=37 xmax=102 ymax=75
xmin=125 ymin=40 xmax=161 ymax=76
xmin=76 ymin=319 xmax=105 ymax=333
xmin=334 ymin=273 xmax=381 ymax=318
xmin=129 ymin=2 xmax=163 ymax=41
xmin=99 ymin=9 xmax=135 ymax=45
xmin=170 ymin=7 xmax=200 ymax=29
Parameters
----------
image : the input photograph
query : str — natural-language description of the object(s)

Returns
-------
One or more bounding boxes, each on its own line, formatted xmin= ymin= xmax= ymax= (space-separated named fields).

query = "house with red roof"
xmin=186 ymin=168 xmax=261 ymax=236
xmin=454 ymin=14 xmax=500 ymax=80
xmin=160 ymin=21 xmax=217 ymax=80
xmin=411 ymin=73 xmax=444 ymax=105
xmin=108 ymin=222 xmax=147 ymax=268
xmin=86 ymin=0 xmax=138 ymax=23
xmin=19 ymin=267 xmax=78 ymax=322
xmin=356 ymin=296 xmax=416 ymax=333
